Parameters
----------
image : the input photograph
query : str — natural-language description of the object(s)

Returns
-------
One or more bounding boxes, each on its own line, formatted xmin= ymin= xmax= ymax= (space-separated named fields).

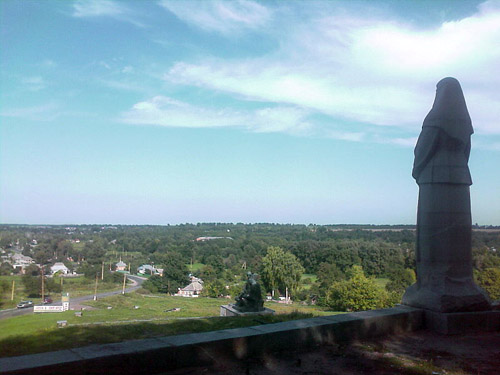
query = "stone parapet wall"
xmin=0 ymin=306 xmax=423 ymax=375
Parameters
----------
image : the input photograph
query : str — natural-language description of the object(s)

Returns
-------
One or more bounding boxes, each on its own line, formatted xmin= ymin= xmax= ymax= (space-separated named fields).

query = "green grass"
xmin=301 ymin=274 xmax=317 ymax=283
xmin=0 ymin=275 xmax=125 ymax=309
xmin=0 ymin=276 xmax=24 ymax=309
xmin=0 ymin=292 xmax=341 ymax=358
xmin=186 ymin=263 xmax=205 ymax=272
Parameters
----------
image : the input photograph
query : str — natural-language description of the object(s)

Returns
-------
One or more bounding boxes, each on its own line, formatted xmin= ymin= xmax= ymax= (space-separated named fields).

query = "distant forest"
xmin=1 ymin=223 xmax=499 ymax=308
xmin=1 ymin=223 xmax=499 ymax=272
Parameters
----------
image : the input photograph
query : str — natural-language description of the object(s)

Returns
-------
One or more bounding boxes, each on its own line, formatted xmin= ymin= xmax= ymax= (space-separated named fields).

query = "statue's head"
xmin=435 ymin=77 xmax=465 ymax=107
xmin=422 ymin=77 xmax=473 ymax=141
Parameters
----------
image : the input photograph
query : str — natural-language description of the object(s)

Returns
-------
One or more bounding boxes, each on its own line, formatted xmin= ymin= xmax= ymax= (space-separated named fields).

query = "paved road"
xmin=0 ymin=274 xmax=146 ymax=320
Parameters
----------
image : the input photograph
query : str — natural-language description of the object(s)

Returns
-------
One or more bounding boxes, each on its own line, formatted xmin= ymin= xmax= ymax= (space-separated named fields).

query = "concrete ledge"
xmin=220 ymin=304 xmax=275 ymax=317
xmin=0 ymin=306 xmax=424 ymax=375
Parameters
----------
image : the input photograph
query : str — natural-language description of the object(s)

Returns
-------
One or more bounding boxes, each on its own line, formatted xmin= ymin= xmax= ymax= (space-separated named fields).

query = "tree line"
xmin=1 ymin=224 xmax=499 ymax=310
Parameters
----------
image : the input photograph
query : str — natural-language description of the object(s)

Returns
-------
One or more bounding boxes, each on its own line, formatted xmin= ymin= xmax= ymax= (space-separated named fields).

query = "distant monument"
xmin=234 ymin=272 xmax=264 ymax=312
xmin=402 ymin=77 xmax=491 ymax=313
xmin=220 ymin=272 xmax=274 ymax=317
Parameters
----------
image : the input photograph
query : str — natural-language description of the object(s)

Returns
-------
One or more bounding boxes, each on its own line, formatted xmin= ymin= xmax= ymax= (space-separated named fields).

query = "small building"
xmin=50 ymin=262 xmax=69 ymax=275
xmin=137 ymin=264 xmax=161 ymax=275
xmin=175 ymin=276 xmax=204 ymax=297
xmin=195 ymin=236 xmax=233 ymax=242
xmin=11 ymin=253 xmax=35 ymax=274
xmin=115 ymin=260 xmax=127 ymax=271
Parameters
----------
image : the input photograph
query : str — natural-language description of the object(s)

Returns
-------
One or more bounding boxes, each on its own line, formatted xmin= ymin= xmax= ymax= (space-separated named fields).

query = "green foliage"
xmin=473 ymin=246 xmax=500 ymax=271
xmin=82 ymin=239 xmax=107 ymax=264
xmin=142 ymin=252 xmax=189 ymax=294
xmin=326 ymin=266 xmax=389 ymax=312
xmin=261 ymin=246 xmax=304 ymax=297
xmin=142 ymin=275 xmax=168 ymax=293
xmin=0 ymin=262 xmax=12 ymax=276
xmin=385 ymin=268 xmax=416 ymax=293
xmin=205 ymin=255 xmax=224 ymax=276
xmin=199 ymin=265 xmax=217 ymax=282
xmin=201 ymin=279 xmax=226 ymax=298
xmin=476 ymin=267 xmax=500 ymax=300
xmin=33 ymin=243 xmax=52 ymax=265
xmin=0 ymin=279 xmax=8 ymax=308
xmin=317 ymin=262 xmax=344 ymax=287
xmin=160 ymin=252 xmax=190 ymax=294
xmin=21 ymin=274 xmax=40 ymax=297
xmin=21 ymin=275 xmax=62 ymax=297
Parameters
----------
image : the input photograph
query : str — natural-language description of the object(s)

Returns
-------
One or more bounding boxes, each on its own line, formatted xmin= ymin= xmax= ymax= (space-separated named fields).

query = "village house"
xmin=175 ymin=276 xmax=203 ymax=297
xmin=11 ymin=253 xmax=35 ymax=274
xmin=115 ymin=260 xmax=127 ymax=271
xmin=50 ymin=262 xmax=69 ymax=275
xmin=137 ymin=264 xmax=162 ymax=276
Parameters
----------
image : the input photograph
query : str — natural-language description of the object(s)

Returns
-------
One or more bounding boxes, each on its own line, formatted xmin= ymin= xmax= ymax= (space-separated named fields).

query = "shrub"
xmin=326 ymin=265 xmax=389 ymax=312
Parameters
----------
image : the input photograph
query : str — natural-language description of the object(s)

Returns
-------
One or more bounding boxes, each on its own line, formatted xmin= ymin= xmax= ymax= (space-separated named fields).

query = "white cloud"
xmin=158 ymin=0 xmax=271 ymax=34
xmin=121 ymin=65 xmax=133 ymax=74
xmin=99 ymin=61 xmax=111 ymax=70
xmin=121 ymin=96 xmax=311 ymax=135
xmin=162 ymin=1 xmax=500 ymax=137
xmin=326 ymin=130 xmax=366 ymax=143
xmin=1 ymin=103 xmax=60 ymax=121
xmin=22 ymin=76 xmax=46 ymax=91
xmin=41 ymin=59 xmax=56 ymax=68
xmin=72 ymin=0 xmax=144 ymax=27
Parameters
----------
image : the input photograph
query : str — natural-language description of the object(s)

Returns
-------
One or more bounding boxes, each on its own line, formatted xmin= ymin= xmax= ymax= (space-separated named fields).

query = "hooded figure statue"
xmin=402 ymin=77 xmax=491 ymax=313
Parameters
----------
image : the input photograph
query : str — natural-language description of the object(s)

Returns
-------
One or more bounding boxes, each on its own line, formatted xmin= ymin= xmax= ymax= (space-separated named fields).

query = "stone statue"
xmin=234 ymin=272 xmax=264 ymax=312
xmin=402 ymin=77 xmax=491 ymax=313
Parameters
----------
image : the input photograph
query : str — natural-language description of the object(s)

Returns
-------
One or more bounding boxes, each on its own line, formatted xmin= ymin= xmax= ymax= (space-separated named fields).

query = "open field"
xmin=0 ymin=291 xmax=340 ymax=358
xmin=0 ymin=275 xmax=126 ymax=309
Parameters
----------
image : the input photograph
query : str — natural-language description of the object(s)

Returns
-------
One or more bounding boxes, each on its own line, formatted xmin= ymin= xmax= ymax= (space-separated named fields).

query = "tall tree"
xmin=261 ymin=246 xmax=304 ymax=297
xmin=158 ymin=252 xmax=190 ymax=294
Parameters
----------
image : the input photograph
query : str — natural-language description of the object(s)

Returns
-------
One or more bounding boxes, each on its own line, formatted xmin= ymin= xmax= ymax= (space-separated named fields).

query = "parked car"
xmin=16 ymin=301 xmax=33 ymax=309
xmin=43 ymin=297 xmax=53 ymax=304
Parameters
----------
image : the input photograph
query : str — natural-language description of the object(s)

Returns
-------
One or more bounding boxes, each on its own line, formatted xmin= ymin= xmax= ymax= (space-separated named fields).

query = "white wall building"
xmin=11 ymin=253 xmax=34 ymax=273
xmin=175 ymin=277 xmax=204 ymax=297
xmin=50 ymin=262 xmax=69 ymax=275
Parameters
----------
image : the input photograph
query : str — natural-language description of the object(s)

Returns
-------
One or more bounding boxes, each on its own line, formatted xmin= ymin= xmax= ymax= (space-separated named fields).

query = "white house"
xmin=137 ymin=264 xmax=161 ymax=275
xmin=175 ymin=276 xmax=204 ymax=297
xmin=50 ymin=262 xmax=69 ymax=275
xmin=11 ymin=253 xmax=35 ymax=273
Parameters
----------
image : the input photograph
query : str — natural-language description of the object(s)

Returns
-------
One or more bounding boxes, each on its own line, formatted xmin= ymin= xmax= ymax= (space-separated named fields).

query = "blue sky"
xmin=1 ymin=0 xmax=499 ymax=225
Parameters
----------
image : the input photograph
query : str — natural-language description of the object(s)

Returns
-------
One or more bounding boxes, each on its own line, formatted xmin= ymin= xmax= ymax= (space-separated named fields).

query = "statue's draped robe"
xmin=402 ymin=78 xmax=490 ymax=312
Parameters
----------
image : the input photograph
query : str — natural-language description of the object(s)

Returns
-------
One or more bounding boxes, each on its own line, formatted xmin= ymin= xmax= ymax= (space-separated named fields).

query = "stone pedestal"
xmin=220 ymin=304 xmax=274 ymax=317
xmin=424 ymin=309 xmax=500 ymax=334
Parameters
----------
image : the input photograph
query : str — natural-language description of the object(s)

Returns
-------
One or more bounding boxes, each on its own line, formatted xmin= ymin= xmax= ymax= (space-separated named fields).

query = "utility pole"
xmin=101 ymin=261 xmax=104 ymax=280
xmin=93 ymin=273 xmax=98 ymax=300
xmin=41 ymin=265 xmax=45 ymax=303
xmin=122 ymin=273 xmax=127 ymax=294
xmin=11 ymin=280 xmax=15 ymax=301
